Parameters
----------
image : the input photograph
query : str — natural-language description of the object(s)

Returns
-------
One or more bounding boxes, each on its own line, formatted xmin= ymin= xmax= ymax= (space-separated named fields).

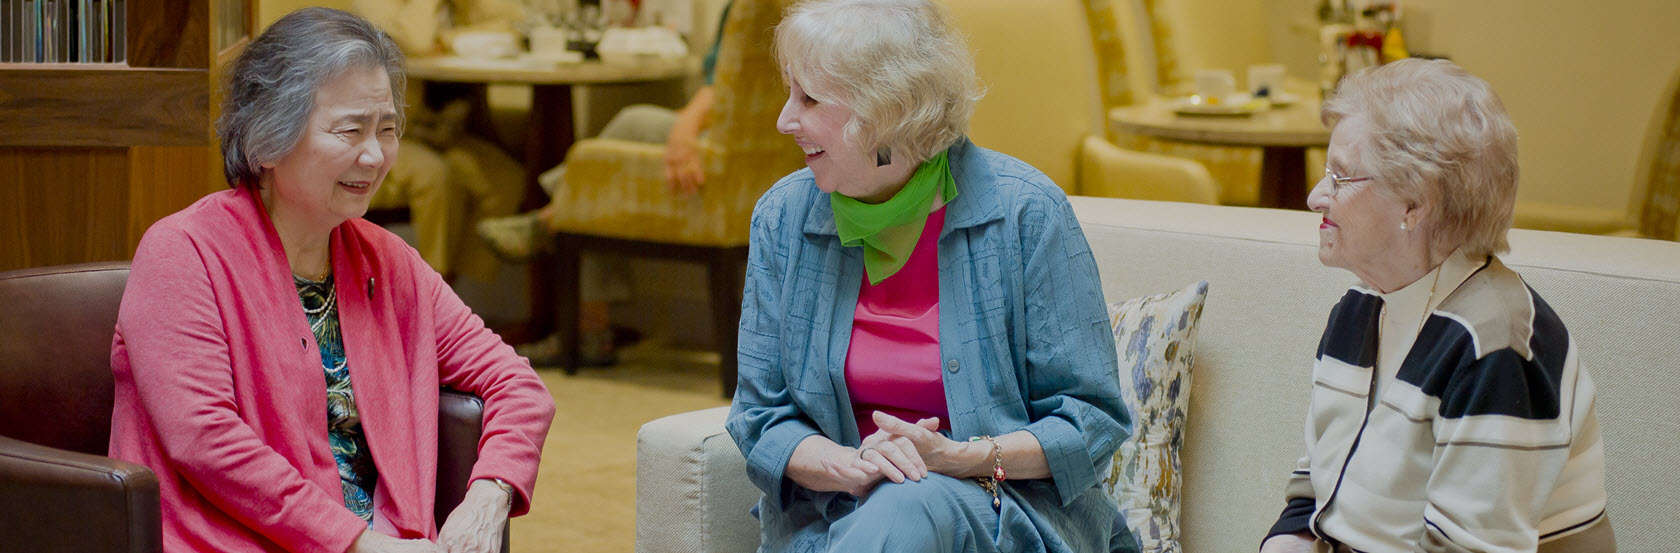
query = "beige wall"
xmin=1398 ymin=0 xmax=1680 ymax=230
xmin=1190 ymin=0 xmax=1680 ymax=231
xmin=1171 ymin=0 xmax=1277 ymax=81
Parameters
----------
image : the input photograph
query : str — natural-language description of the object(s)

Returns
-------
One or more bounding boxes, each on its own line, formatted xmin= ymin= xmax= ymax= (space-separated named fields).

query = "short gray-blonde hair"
xmin=218 ymin=7 xmax=406 ymax=189
xmin=774 ymin=0 xmax=982 ymax=165
xmin=1323 ymin=58 xmax=1519 ymax=257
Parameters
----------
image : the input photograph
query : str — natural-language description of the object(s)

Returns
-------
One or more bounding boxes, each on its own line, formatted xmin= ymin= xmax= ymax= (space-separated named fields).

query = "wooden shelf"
xmin=0 ymin=67 xmax=209 ymax=148
xmin=1 ymin=0 xmax=245 ymax=271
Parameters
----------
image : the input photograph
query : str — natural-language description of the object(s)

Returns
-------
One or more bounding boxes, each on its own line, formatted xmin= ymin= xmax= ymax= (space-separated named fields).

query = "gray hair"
xmin=218 ymin=7 xmax=406 ymax=189
xmin=1323 ymin=58 xmax=1519 ymax=257
xmin=775 ymin=0 xmax=982 ymax=165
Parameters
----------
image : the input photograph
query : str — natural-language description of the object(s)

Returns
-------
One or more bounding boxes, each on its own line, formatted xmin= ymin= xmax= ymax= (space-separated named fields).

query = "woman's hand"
xmin=436 ymin=479 xmax=512 ymax=553
xmin=347 ymin=529 xmax=442 ymax=553
xmin=1258 ymin=532 xmax=1316 ymax=553
xmin=663 ymin=86 xmax=715 ymax=195
xmin=663 ymin=128 xmax=705 ymax=195
xmin=857 ymin=414 xmax=943 ymax=483
xmin=871 ymin=412 xmax=988 ymax=477
xmin=786 ymin=435 xmax=886 ymax=497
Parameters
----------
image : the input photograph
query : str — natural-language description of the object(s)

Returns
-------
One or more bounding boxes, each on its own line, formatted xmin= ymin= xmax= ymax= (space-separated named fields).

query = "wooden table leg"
xmin=522 ymin=84 xmax=577 ymax=341
xmin=1259 ymin=146 xmax=1310 ymax=210
xmin=554 ymin=234 xmax=582 ymax=375
xmin=523 ymin=85 xmax=575 ymax=210
xmin=707 ymin=247 xmax=748 ymax=398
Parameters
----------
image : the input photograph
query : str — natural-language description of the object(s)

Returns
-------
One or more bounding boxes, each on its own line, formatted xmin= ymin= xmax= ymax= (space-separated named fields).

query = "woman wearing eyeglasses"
xmin=1258 ymin=59 xmax=1613 ymax=553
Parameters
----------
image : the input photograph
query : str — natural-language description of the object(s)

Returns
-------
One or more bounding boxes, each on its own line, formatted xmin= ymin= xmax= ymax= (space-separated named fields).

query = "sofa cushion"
xmin=1100 ymin=280 xmax=1209 ymax=553
xmin=635 ymin=406 xmax=760 ymax=553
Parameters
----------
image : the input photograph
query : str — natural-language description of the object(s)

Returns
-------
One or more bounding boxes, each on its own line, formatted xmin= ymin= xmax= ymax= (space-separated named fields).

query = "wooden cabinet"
xmin=1 ymin=0 xmax=248 ymax=270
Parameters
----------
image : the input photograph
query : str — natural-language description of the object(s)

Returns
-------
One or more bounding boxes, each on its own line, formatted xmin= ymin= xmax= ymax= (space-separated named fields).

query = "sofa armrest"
xmin=636 ymin=406 xmax=761 ymax=553
xmin=1079 ymin=135 xmax=1221 ymax=204
xmin=436 ymin=388 xmax=509 ymax=553
xmin=0 ymin=434 xmax=161 ymax=553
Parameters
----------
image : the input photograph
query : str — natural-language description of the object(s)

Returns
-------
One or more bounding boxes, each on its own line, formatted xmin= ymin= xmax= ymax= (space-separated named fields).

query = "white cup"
xmin=1248 ymin=63 xmax=1288 ymax=97
xmin=1194 ymin=69 xmax=1237 ymax=100
xmin=528 ymin=26 xmax=570 ymax=55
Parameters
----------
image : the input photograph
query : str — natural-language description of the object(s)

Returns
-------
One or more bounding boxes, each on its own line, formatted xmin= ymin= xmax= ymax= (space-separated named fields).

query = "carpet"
xmin=507 ymin=345 xmax=731 ymax=553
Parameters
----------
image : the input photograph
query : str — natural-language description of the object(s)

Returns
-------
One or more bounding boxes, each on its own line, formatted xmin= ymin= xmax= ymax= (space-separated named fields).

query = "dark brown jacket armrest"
xmin=436 ymin=388 xmax=509 ymax=553
xmin=0 ymin=434 xmax=161 ymax=553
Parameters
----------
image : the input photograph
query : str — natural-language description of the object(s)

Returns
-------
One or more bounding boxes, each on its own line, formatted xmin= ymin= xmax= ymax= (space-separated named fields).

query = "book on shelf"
xmin=6 ymin=0 xmax=14 ymax=62
xmin=111 ymin=0 xmax=119 ymax=61
xmin=4 ymin=0 xmax=12 ymax=63
xmin=4 ymin=0 xmax=120 ymax=63
xmin=25 ymin=0 xmax=37 ymax=62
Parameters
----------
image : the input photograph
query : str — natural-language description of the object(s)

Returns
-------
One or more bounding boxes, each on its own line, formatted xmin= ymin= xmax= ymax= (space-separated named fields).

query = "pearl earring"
xmin=1400 ymin=221 xmax=1409 ymax=231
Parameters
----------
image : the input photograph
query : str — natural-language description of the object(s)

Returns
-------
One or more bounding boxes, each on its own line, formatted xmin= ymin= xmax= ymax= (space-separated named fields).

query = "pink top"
xmin=109 ymin=188 xmax=555 ymax=552
xmin=845 ymin=207 xmax=950 ymax=438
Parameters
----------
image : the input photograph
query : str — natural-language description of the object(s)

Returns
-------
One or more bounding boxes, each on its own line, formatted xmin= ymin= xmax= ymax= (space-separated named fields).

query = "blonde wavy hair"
xmin=774 ymin=0 xmax=983 ymax=165
xmin=1323 ymin=58 xmax=1520 ymax=257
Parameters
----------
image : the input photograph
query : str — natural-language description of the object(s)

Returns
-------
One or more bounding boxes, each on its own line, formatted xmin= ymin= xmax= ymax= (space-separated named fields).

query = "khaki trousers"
xmin=375 ymin=136 xmax=524 ymax=281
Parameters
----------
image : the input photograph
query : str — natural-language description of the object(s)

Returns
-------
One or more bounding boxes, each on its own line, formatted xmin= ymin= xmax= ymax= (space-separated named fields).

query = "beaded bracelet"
xmin=968 ymin=435 xmax=1006 ymax=511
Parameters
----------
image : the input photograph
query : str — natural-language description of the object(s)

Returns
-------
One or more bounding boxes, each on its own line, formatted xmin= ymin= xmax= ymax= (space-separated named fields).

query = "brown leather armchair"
xmin=0 ymin=262 xmax=507 ymax=553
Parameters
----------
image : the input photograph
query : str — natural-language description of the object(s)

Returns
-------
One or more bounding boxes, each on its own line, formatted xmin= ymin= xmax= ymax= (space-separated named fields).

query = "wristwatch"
xmin=483 ymin=477 xmax=514 ymax=508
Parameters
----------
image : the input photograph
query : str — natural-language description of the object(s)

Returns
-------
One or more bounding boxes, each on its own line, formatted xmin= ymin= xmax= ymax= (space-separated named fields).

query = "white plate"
xmin=1172 ymin=94 xmax=1265 ymax=116
xmin=1265 ymin=92 xmax=1302 ymax=107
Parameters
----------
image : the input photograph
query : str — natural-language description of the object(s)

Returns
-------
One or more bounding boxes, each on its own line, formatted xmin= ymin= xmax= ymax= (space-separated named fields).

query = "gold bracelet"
xmin=967 ymin=435 xmax=1005 ymax=511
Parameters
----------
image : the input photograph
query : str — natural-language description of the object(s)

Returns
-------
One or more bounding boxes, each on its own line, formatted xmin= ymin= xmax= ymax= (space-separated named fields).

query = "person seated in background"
xmin=108 ymin=9 xmax=555 ymax=552
xmin=474 ymin=0 xmax=736 ymax=365
xmin=352 ymin=0 xmax=530 ymax=283
xmin=726 ymin=1 xmax=1139 ymax=551
xmin=1260 ymin=59 xmax=1612 ymax=553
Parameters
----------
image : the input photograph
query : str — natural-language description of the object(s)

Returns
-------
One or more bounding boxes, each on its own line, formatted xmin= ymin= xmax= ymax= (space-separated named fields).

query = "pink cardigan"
xmin=109 ymin=188 xmax=555 ymax=553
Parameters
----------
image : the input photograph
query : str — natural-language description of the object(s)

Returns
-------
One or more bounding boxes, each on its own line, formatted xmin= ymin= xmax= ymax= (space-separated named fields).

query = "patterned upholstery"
xmin=1111 ymin=134 xmax=1265 ymax=205
xmin=1100 ymin=280 xmax=1209 ymax=553
xmin=1635 ymin=63 xmax=1680 ymax=241
xmin=544 ymin=0 xmax=804 ymax=247
xmin=1085 ymin=0 xmax=1137 ymax=116
xmin=1138 ymin=0 xmax=1187 ymax=95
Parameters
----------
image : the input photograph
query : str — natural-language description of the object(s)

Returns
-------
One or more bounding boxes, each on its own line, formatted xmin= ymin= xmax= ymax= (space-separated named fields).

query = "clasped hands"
xmin=794 ymin=411 xmax=986 ymax=498
xmin=348 ymin=478 xmax=510 ymax=553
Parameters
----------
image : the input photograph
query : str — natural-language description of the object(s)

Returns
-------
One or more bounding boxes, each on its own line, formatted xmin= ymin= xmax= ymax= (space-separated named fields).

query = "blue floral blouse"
xmin=296 ymin=275 xmax=379 ymax=523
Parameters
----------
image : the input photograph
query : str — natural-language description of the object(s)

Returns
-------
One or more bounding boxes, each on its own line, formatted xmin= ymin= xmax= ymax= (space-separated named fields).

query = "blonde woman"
xmin=726 ymin=1 xmax=1137 ymax=551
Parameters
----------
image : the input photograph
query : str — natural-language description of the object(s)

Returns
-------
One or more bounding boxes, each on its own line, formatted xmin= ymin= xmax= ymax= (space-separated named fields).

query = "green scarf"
xmin=831 ymin=151 xmax=959 ymax=285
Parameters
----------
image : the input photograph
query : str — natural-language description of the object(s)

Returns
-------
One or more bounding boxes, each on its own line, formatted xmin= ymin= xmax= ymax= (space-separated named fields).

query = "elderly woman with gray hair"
xmin=725 ymin=1 xmax=1137 ymax=552
xmin=1260 ymin=59 xmax=1612 ymax=553
xmin=107 ymin=8 xmax=554 ymax=553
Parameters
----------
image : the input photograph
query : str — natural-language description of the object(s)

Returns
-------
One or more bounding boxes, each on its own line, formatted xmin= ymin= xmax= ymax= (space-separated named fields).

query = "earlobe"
xmin=1402 ymin=202 xmax=1427 ymax=231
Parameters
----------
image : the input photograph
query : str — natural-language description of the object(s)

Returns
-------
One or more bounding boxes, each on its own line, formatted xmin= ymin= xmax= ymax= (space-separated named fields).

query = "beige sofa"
xmin=635 ymin=197 xmax=1680 ymax=552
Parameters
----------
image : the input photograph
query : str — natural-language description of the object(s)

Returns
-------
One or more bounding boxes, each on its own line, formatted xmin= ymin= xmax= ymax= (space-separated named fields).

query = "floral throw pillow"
xmin=1099 ymin=280 xmax=1209 ymax=553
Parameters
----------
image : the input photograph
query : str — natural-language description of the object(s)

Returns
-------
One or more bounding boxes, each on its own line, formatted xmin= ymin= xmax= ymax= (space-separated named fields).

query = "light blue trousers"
xmin=823 ymin=473 xmax=1048 ymax=553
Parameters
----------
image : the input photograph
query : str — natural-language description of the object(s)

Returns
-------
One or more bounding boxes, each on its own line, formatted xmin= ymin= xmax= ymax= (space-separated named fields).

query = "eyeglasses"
xmin=1323 ymin=163 xmax=1372 ymax=191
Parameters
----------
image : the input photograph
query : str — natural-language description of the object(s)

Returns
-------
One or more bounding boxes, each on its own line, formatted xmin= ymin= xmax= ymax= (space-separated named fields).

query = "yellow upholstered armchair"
xmin=541 ymin=0 xmax=804 ymax=397
xmin=943 ymin=0 xmax=1218 ymax=204
xmin=1629 ymin=62 xmax=1680 ymax=241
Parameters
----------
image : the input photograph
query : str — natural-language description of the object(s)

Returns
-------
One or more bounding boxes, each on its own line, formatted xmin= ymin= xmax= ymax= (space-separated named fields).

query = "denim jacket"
xmin=726 ymin=138 xmax=1135 ymax=552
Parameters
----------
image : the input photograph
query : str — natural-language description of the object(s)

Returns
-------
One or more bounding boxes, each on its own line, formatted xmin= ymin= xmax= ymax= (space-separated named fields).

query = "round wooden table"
xmin=1108 ymin=95 xmax=1330 ymax=209
xmin=406 ymin=55 xmax=694 ymax=343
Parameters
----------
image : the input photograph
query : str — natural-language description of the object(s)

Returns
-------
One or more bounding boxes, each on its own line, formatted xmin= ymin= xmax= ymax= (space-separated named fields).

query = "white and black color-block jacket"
xmin=1267 ymin=252 xmax=1613 ymax=553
